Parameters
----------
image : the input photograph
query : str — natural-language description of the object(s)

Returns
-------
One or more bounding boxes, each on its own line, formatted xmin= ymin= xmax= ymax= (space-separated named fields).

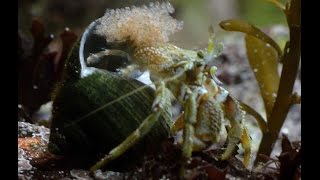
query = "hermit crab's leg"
xmin=220 ymin=95 xmax=245 ymax=162
xmin=170 ymin=113 xmax=184 ymax=133
xmin=86 ymin=49 xmax=128 ymax=65
xmin=179 ymin=90 xmax=198 ymax=178
xmin=90 ymin=112 xmax=161 ymax=171
xmin=181 ymin=90 xmax=198 ymax=159
xmin=90 ymin=81 xmax=171 ymax=172
xmin=241 ymin=126 xmax=251 ymax=167
xmin=204 ymin=26 xmax=224 ymax=64
xmin=87 ymin=49 xmax=141 ymax=77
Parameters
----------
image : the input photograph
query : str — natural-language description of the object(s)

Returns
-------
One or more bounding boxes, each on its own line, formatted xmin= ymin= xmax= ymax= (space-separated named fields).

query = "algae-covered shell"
xmin=48 ymin=20 xmax=172 ymax=168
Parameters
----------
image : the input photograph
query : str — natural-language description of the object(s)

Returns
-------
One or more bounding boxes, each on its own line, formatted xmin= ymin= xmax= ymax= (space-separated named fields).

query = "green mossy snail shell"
xmin=48 ymin=19 xmax=173 ymax=169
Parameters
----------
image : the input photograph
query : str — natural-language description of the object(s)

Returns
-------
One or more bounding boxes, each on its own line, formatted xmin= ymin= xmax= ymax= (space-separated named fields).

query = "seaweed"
xmin=219 ymin=0 xmax=300 ymax=164
xmin=18 ymin=19 xmax=77 ymax=122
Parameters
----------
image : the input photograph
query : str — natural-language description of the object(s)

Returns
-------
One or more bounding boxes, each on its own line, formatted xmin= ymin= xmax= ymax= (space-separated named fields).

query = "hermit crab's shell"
xmin=48 ymin=19 xmax=172 ymax=169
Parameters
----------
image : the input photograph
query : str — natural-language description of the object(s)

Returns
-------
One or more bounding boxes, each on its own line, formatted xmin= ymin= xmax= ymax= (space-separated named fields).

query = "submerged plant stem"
xmin=255 ymin=0 xmax=300 ymax=163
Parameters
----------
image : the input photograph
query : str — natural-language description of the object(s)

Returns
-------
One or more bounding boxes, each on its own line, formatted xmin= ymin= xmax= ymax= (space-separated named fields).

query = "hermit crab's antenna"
xmin=204 ymin=25 xmax=224 ymax=64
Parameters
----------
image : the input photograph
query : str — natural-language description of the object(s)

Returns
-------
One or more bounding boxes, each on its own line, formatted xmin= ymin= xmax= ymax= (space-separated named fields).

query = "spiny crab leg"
xmin=221 ymin=95 xmax=251 ymax=168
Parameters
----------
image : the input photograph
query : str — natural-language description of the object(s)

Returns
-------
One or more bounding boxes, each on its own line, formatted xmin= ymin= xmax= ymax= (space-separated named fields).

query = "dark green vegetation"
xmin=18 ymin=20 xmax=78 ymax=122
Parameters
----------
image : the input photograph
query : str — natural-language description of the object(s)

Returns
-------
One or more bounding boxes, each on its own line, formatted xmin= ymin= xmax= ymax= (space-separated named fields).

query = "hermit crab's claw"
xmin=204 ymin=26 xmax=224 ymax=64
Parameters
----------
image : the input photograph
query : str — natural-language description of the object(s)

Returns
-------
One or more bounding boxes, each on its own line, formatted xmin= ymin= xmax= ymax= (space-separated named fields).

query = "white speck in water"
xmin=65 ymin=27 xmax=70 ymax=31
xmin=75 ymin=70 xmax=79 ymax=73
xmin=18 ymin=104 xmax=22 ymax=109
xmin=253 ymin=49 xmax=258 ymax=53
xmin=33 ymin=85 xmax=38 ymax=89
xmin=253 ymin=68 xmax=258 ymax=73
xmin=50 ymin=34 xmax=54 ymax=39
xmin=266 ymin=43 xmax=271 ymax=48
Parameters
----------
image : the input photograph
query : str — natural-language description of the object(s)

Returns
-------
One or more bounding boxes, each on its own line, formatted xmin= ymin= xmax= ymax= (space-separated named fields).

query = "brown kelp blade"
xmin=245 ymin=35 xmax=280 ymax=118
xmin=219 ymin=19 xmax=282 ymax=59
xmin=219 ymin=19 xmax=281 ymax=119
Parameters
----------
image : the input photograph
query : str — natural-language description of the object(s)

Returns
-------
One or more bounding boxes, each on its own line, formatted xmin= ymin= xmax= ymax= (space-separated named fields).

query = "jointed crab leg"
xmin=89 ymin=111 xmax=162 ymax=171
xmin=170 ymin=113 xmax=184 ymax=133
xmin=181 ymin=90 xmax=198 ymax=159
xmin=179 ymin=90 xmax=198 ymax=178
xmin=241 ymin=127 xmax=251 ymax=167
xmin=90 ymin=81 xmax=171 ymax=172
xmin=220 ymin=95 xmax=249 ymax=165
xmin=87 ymin=49 xmax=128 ymax=65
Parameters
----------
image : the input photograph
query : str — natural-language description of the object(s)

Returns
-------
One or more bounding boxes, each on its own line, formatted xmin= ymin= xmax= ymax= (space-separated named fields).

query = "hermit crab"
xmin=49 ymin=1 xmax=265 ymax=177
xmin=48 ymin=18 xmax=172 ymax=168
